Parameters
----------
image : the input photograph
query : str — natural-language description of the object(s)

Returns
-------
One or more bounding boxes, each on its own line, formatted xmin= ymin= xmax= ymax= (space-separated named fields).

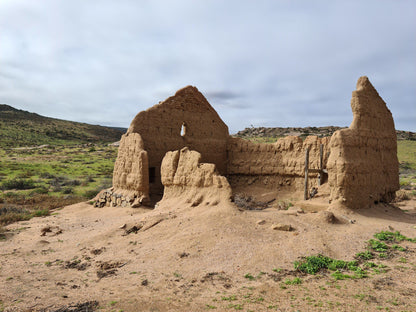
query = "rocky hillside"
xmin=234 ymin=126 xmax=416 ymax=141
xmin=0 ymin=104 xmax=126 ymax=147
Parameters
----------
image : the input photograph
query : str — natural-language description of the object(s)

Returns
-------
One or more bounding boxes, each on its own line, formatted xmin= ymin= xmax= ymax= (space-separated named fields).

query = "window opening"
xmin=180 ymin=122 xmax=187 ymax=137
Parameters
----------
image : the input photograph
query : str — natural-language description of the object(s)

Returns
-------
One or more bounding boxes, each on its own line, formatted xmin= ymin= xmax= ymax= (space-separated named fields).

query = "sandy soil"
xmin=1 ymin=195 xmax=416 ymax=312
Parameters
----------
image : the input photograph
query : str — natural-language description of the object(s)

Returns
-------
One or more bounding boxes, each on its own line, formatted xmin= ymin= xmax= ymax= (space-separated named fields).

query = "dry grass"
xmin=395 ymin=190 xmax=410 ymax=202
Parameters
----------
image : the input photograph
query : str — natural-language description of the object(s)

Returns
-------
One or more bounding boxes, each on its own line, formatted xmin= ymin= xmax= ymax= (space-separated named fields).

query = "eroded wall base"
xmin=159 ymin=147 xmax=232 ymax=207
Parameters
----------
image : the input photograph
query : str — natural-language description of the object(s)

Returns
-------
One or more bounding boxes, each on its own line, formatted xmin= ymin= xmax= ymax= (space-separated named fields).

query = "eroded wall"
xmin=95 ymin=133 xmax=150 ymax=207
xmin=127 ymin=86 xmax=229 ymax=197
xmin=99 ymin=77 xmax=399 ymax=210
xmin=327 ymin=76 xmax=399 ymax=209
xmin=227 ymin=135 xmax=331 ymax=192
xmin=160 ymin=147 xmax=232 ymax=207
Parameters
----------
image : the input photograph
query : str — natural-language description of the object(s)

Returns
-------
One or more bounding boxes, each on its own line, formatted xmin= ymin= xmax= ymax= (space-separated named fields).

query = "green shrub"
xmin=2 ymin=178 xmax=36 ymax=190
xmin=355 ymin=251 xmax=374 ymax=260
xmin=61 ymin=186 xmax=74 ymax=194
xmin=244 ymin=273 xmax=255 ymax=280
xmin=0 ymin=206 xmax=31 ymax=225
xmin=294 ymin=254 xmax=364 ymax=278
xmin=82 ymin=188 xmax=101 ymax=199
xmin=30 ymin=186 xmax=49 ymax=195
xmin=368 ymin=239 xmax=389 ymax=252
xmin=374 ymin=231 xmax=415 ymax=243
xmin=31 ymin=209 xmax=50 ymax=217
xmin=294 ymin=254 xmax=333 ymax=274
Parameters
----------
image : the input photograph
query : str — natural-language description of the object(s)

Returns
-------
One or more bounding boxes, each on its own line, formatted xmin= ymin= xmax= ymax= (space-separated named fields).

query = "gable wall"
xmin=126 ymin=86 xmax=229 ymax=197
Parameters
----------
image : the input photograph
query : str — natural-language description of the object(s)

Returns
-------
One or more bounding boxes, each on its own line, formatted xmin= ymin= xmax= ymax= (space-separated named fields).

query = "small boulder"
xmin=256 ymin=220 xmax=266 ymax=225
xmin=271 ymin=223 xmax=292 ymax=231
xmin=313 ymin=211 xmax=335 ymax=224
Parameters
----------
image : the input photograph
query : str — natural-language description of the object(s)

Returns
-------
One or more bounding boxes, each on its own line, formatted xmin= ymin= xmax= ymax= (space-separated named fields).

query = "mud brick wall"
xmin=327 ymin=76 xmax=399 ymax=209
xmin=160 ymin=147 xmax=232 ymax=206
xmin=227 ymin=136 xmax=330 ymax=191
xmin=123 ymin=86 xmax=229 ymax=198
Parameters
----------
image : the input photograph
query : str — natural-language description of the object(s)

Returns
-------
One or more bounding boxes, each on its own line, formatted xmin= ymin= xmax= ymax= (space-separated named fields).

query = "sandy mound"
xmin=1 ymin=196 xmax=415 ymax=311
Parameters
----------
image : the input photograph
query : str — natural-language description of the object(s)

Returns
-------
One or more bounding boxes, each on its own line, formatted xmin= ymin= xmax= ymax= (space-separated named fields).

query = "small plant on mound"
xmin=365 ymin=231 xmax=416 ymax=259
xmin=374 ymin=231 xmax=416 ymax=243
xmin=294 ymin=254 xmax=368 ymax=279
xmin=368 ymin=239 xmax=389 ymax=252
xmin=284 ymin=277 xmax=302 ymax=285
xmin=244 ymin=273 xmax=255 ymax=281
xmin=355 ymin=251 xmax=374 ymax=260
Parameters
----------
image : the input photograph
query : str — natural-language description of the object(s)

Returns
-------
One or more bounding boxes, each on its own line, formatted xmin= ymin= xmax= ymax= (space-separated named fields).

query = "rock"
xmin=256 ymin=220 xmax=266 ymax=225
xmin=271 ymin=223 xmax=292 ymax=231
xmin=316 ymin=211 xmax=335 ymax=223
xmin=40 ymin=226 xmax=62 ymax=236
xmin=281 ymin=210 xmax=297 ymax=216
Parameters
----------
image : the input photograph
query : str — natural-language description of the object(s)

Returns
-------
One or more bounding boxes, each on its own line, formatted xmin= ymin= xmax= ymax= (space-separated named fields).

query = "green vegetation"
xmin=355 ymin=251 xmax=374 ymax=260
xmin=294 ymin=231 xmax=415 ymax=283
xmin=395 ymin=140 xmax=415 ymax=189
xmin=284 ymin=277 xmax=302 ymax=285
xmin=0 ymin=105 xmax=123 ymax=230
xmin=244 ymin=273 xmax=255 ymax=281
xmin=221 ymin=295 xmax=237 ymax=301
xmin=294 ymin=254 xmax=363 ymax=276
xmin=0 ymin=104 xmax=124 ymax=148
xmin=374 ymin=231 xmax=416 ymax=243
xmin=397 ymin=140 xmax=416 ymax=171
xmin=0 ymin=144 xmax=118 ymax=227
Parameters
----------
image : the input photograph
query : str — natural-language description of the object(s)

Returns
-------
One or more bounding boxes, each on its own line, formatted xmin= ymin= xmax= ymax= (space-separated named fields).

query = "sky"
xmin=0 ymin=0 xmax=415 ymax=133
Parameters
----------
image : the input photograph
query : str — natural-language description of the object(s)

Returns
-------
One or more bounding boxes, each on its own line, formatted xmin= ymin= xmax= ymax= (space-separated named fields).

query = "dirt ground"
xmin=1 ymin=192 xmax=416 ymax=312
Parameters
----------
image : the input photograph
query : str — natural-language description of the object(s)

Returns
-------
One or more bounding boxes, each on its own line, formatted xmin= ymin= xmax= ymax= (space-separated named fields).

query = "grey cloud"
xmin=0 ymin=0 xmax=415 ymax=132
xmin=205 ymin=91 xmax=241 ymax=101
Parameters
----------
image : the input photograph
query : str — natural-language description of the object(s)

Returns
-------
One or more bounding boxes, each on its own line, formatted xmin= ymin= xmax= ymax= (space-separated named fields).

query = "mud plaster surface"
xmin=108 ymin=77 xmax=399 ymax=210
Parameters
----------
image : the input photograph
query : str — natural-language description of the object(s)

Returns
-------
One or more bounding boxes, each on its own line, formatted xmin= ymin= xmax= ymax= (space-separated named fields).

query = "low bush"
xmin=0 ymin=206 xmax=31 ymax=225
xmin=294 ymin=254 xmax=365 ymax=278
xmin=61 ymin=186 xmax=74 ymax=194
xmin=83 ymin=188 xmax=101 ymax=199
xmin=2 ymin=178 xmax=36 ymax=190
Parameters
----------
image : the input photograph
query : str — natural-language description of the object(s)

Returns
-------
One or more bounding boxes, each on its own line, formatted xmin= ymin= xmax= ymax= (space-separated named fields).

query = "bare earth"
xmin=1 ymin=195 xmax=416 ymax=312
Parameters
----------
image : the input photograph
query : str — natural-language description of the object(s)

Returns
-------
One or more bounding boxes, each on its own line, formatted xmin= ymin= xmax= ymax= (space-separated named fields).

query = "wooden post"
xmin=304 ymin=147 xmax=309 ymax=200
xmin=319 ymin=144 xmax=324 ymax=186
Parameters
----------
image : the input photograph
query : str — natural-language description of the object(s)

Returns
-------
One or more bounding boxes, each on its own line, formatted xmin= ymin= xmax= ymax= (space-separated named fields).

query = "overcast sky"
xmin=0 ymin=0 xmax=415 ymax=132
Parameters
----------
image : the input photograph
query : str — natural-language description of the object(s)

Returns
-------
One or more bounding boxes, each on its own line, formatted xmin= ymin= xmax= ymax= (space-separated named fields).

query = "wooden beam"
xmin=319 ymin=144 xmax=324 ymax=186
xmin=304 ymin=147 xmax=309 ymax=200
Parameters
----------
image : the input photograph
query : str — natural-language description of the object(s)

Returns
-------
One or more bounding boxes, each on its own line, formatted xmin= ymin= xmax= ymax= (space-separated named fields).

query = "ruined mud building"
xmin=96 ymin=76 xmax=399 ymax=210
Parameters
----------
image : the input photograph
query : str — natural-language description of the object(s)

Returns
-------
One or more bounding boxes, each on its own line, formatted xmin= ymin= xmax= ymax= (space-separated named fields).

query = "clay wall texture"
xmin=126 ymin=86 xmax=229 ymax=196
xmin=160 ymin=147 xmax=232 ymax=206
xmin=100 ymin=76 xmax=399 ymax=210
xmin=227 ymin=136 xmax=330 ymax=190
xmin=327 ymin=76 xmax=399 ymax=208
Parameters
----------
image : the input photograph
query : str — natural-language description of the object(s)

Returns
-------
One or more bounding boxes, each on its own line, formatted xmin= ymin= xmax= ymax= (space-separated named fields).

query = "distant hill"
xmin=234 ymin=126 xmax=416 ymax=141
xmin=0 ymin=104 xmax=127 ymax=147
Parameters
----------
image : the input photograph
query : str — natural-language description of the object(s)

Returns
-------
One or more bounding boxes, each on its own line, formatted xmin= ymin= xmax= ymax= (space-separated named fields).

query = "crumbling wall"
xmin=160 ymin=147 xmax=232 ymax=207
xmin=126 ymin=86 xmax=229 ymax=197
xmin=95 ymin=133 xmax=150 ymax=207
xmin=227 ymin=135 xmax=330 ymax=192
xmin=327 ymin=76 xmax=399 ymax=209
